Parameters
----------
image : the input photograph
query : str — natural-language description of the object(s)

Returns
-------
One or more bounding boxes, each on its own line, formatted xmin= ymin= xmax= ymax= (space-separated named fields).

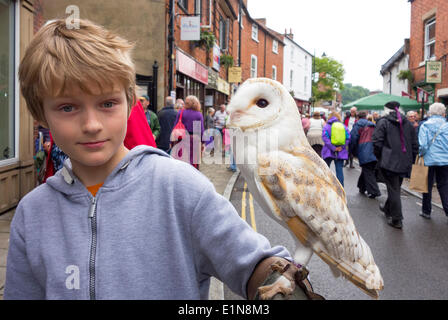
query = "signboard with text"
xmin=180 ymin=16 xmax=201 ymax=41
xmin=213 ymin=44 xmax=220 ymax=71
xmin=176 ymin=50 xmax=208 ymax=85
xmin=425 ymin=61 xmax=442 ymax=84
xmin=228 ymin=67 xmax=242 ymax=83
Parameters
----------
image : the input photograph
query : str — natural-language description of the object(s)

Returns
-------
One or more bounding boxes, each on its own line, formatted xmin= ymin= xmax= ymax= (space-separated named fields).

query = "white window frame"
xmin=290 ymin=47 xmax=294 ymax=62
xmin=250 ymin=55 xmax=258 ymax=78
xmin=424 ymin=18 xmax=436 ymax=61
xmin=194 ymin=0 xmax=201 ymax=16
xmin=272 ymin=40 xmax=278 ymax=54
xmin=219 ymin=16 xmax=228 ymax=51
xmin=178 ymin=0 xmax=188 ymax=11
xmin=272 ymin=65 xmax=277 ymax=81
xmin=1 ymin=0 xmax=20 ymax=166
xmin=251 ymin=23 xmax=258 ymax=42
xmin=237 ymin=11 xmax=244 ymax=29
xmin=289 ymin=70 xmax=294 ymax=88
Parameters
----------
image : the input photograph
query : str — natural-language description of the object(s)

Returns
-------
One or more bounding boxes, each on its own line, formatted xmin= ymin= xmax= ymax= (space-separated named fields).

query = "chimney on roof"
xmin=285 ymin=28 xmax=293 ymax=40
xmin=256 ymin=18 xmax=266 ymax=26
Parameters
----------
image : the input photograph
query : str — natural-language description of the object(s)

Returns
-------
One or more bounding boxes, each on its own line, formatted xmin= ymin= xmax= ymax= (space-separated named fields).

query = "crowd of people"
xmin=301 ymin=101 xmax=448 ymax=229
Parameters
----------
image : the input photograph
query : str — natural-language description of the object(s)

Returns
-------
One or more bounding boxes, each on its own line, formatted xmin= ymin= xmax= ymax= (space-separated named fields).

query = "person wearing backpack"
xmin=322 ymin=111 xmax=351 ymax=187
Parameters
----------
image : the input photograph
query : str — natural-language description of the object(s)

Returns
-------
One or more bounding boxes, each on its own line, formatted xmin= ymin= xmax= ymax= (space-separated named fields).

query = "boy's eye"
xmin=60 ymin=105 xmax=74 ymax=112
xmin=102 ymin=101 xmax=115 ymax=108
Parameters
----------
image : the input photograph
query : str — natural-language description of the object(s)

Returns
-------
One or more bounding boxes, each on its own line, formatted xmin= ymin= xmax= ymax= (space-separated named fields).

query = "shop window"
xmin=424 ymin=18 xmax=435 ymax=60
xmin=250 ymin=55 xmax=257 ymax=78
xmin=0 ymin=0 xmax=16 ymax=162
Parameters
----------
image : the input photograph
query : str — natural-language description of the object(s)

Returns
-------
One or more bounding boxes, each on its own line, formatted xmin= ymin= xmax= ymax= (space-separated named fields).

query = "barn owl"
xmin=226 ymin=78 xmax=384 ymax=299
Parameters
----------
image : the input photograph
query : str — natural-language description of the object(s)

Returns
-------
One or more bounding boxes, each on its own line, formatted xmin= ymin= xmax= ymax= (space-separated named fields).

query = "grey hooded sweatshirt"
xmin=4 ymin=146 xmax=291 ymax=300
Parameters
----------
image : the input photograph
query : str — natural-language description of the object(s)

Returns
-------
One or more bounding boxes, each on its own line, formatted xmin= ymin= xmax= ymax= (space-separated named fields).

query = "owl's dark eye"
xmin=256 ymin=98 xmax=269 ymax=108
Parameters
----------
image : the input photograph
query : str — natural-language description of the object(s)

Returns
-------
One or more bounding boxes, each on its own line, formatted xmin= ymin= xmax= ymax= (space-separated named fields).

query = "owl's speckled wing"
xmin=254 ymin=146 xmax=384 ymax=298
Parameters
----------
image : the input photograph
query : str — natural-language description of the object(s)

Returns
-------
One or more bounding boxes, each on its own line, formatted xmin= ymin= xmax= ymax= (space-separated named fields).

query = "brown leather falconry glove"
xmin=247 ymin=257 xmax=325 ymax=300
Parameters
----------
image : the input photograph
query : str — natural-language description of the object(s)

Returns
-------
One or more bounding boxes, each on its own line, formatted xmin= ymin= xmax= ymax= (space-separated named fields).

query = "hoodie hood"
xmin=357 ymin=118 xmax=375 ymax=128
xmin=46 ymin=145 xmax=170 ymax=196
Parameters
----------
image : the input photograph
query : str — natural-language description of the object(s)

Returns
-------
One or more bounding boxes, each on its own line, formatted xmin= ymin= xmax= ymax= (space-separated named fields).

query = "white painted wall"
xmin=282 ymin=36 xmax=313 ymax=102
xmin=382 ymin=55 xmax=409 ymax=96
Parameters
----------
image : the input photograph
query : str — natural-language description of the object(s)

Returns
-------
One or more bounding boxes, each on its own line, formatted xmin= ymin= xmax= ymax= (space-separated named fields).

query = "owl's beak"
xmin=227 ymin=110 xmax=245 ymax=128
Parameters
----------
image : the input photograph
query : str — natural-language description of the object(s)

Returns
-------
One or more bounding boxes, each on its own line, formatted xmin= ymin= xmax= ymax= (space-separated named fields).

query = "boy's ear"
xmin=38 ymin=119 xmax=50 ymax=129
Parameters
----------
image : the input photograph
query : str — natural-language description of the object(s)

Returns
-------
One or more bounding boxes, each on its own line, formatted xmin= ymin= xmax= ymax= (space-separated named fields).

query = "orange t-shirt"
xmin=87 ymin=183 xmax=103 ymax=197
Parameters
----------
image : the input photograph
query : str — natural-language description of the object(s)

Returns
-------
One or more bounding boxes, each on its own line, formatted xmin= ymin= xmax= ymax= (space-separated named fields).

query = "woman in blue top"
xmin=418 ymin=102 xmax=448 ymax=220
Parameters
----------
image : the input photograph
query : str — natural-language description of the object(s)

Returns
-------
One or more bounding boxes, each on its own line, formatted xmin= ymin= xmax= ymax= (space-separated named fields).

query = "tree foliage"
xmin=340 ymin=83 xmax=370 ymax=105
xmin=312 ymin=56 xmax=345 ymax=102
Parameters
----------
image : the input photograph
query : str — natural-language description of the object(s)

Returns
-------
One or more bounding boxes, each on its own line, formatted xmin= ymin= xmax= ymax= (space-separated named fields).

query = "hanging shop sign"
xmin=217 ymin=77 xmax=230 ymax=95
xmin=180 ymin=16 xmax=201 ymax=41
xmin=228 ymin=67 xmax=242 ymax=83
xmin=213 ymin=44 xmax=220 ymax=71
xmin=207 ymin=67 xmax=218 ymax=89
xmin=176 ymin=50 xmax=208 ymax=85
xmin=425 ymin=61 xmax=442 ymax=84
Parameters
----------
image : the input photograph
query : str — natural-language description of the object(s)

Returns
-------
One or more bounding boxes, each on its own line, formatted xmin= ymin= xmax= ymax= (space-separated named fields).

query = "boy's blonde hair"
xmin=19 ymin=19 xmax=136 ymax=123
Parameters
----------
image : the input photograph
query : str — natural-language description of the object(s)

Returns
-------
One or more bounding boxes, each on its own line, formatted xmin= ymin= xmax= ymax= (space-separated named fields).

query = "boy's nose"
xmin=81 ymin=109 xmax=103 ymax=133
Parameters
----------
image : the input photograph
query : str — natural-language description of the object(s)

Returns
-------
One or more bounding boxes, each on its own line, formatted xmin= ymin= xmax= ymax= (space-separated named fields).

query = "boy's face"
xmin=42 ymin=81 xmax=129 ymax=179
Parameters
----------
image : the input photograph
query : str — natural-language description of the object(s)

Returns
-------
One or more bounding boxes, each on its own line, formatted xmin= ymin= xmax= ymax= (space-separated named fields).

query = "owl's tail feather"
xmin=315 ymin=250 xmax=380 ymax=299
xmin=287 ymin=216 xmax=383 ymax=299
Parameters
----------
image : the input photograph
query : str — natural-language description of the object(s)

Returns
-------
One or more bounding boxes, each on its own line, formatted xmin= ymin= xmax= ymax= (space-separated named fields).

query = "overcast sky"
xmin=247 ymin=0 xmax=411 ymax=92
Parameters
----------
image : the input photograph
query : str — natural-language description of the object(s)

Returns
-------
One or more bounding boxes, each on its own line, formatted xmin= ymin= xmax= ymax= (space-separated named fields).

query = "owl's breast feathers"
xmin=255 ymin=147 xmax=384 ymax=298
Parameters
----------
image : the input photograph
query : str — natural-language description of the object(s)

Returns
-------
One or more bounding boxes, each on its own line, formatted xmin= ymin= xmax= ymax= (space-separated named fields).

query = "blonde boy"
xmin=4 ymin=19 xmax=315 ymax=300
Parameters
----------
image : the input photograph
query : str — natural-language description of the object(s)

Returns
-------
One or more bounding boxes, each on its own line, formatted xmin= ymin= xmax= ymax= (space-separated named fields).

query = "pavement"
xmin=0 ymin=154 xmax=443 ymax=300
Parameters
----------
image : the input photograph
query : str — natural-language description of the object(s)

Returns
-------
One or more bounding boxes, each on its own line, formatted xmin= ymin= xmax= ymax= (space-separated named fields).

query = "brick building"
xmin=234 ymin=1 xmax=284 ymax=84
xmin=409 ymin=0 xmax=448 ymax=105
xmin=170 ymin=0 xmax=238 ymax=110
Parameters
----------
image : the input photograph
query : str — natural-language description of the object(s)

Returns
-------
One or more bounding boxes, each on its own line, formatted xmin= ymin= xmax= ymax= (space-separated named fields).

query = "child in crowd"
xmin=4 ymin=19 xmax=320 ymax=300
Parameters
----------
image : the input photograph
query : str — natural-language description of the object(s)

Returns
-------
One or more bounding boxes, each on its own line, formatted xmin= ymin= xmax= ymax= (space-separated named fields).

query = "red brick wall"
xmin=173 ymin=0 xmax=236 ymax=81
xmin=235 ymin=11 xmax=284 ymax=83
xmin=409 ymin=0 xmax=448 ymax=99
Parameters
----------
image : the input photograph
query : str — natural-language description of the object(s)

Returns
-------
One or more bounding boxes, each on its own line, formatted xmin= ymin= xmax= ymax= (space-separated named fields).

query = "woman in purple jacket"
xmin=173 ymin=95 xmax=205 ymax=169
xmin=321 ymin=112 xmax=351 ymax=187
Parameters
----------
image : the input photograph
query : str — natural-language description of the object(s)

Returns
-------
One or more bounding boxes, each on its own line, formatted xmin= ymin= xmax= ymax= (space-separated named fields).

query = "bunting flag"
xmin=417 ymin=88 xmax=429 ymax=103
xmin=401 ymin=91 xmax=411 ymax=97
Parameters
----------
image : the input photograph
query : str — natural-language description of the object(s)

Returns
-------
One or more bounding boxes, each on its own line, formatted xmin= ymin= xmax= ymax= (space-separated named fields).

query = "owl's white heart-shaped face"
xmin=227 ymin=78 xmax=291 ymax=131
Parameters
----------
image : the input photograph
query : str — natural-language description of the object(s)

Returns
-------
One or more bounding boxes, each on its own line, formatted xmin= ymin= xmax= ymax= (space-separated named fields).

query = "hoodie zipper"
xmin=88 ymin=196 xmax=98 ymax=300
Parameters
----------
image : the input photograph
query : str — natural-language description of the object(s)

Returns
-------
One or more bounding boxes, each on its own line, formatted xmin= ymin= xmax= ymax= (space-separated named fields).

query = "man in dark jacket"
xmin=156 ymin=96 xmax=178 ymax=152
xmin=350 ymin=111 xmax=381 ymax=199
xmin=372 ymin=101 xmax=418 ymax=229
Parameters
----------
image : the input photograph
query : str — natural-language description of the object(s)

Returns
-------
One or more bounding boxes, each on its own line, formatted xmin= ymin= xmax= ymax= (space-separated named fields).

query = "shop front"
xmin=205 ymin=68 xmax=230 ymax=110
xmin=175 ymin=48 xmax=208 ymax=112
xmin=0 ymin=0 xmax=35 ymax=213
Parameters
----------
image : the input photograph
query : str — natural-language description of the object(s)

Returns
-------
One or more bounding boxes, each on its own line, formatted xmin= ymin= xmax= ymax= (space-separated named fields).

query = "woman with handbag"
xmin=417 ymin=102 xmax=448 ymax=220
xmin=172 ymin=95 xmax=205 ymax=169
